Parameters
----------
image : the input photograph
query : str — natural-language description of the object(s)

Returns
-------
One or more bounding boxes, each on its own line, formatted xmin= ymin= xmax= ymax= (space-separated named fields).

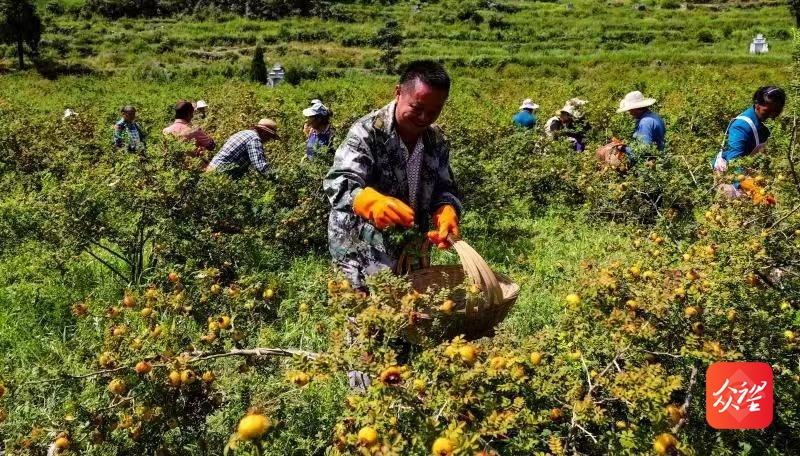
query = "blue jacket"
xmin=512 ymin=110 xmax=537 ymax=129
xmin=633 ymin=110 xmax=666 ymax=151
xmin=305 ymin=126 xmax=334 ymax=159
xmin=721 ymin=106 xmax=770 ymax=162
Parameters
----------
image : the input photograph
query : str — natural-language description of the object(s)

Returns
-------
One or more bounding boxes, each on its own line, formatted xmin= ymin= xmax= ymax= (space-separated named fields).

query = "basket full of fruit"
xmin=396 ymin=235 xmax=519 ymax=339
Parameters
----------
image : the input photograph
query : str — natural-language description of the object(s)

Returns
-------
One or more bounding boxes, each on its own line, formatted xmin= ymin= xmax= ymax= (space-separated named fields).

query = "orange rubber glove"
xmin=739 ymin=177 xmax=758 ymax=193
xmin=353 ymin=187 xmax=415 ymax=230
xmin=427 ymin=205 xmax=460 ymax=249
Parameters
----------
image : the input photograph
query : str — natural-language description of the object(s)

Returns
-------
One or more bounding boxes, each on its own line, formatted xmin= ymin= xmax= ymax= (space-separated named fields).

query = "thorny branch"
xmin=672 ymin=364 xmax=698 ymax=433
xmin=23 ymin=348 xmax=320 ymax=385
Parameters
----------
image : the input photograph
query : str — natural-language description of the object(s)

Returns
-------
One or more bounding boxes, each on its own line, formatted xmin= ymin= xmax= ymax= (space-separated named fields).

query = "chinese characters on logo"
xmin=706 ymin=362 xmax=773 ymax=429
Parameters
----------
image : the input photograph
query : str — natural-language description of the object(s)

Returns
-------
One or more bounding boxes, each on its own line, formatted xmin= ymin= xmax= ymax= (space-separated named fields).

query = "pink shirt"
xmin=163 ymin=119 xmax=216 ymax=151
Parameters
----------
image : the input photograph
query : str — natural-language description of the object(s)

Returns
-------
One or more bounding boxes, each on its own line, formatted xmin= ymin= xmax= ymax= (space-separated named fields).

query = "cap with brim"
xmin=254 ymin=118 xmax=279 ymax=139
xmin=302 ymin=103 xmax=330 ymax=118
xmin=196 ymin=100 xmax=208 ymax=108
xmin=617 ymin=91 xmax=657 ymax=113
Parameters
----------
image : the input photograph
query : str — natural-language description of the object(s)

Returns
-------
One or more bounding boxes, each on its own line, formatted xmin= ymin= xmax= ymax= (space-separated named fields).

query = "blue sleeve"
xmin=634 ymin=118 xmax=656 ymax=145
xmin=723 ymin=122 xmax=751 ymax=161
xmin=305 ymin=134 xmax=317 ymax=158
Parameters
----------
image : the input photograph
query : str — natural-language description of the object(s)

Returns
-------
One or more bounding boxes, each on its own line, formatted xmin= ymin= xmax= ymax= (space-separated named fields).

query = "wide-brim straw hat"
xmin=617 ymin=91 xmax=657 ymax=113
xmin=519 ymin=98 xmax=539 ymax=111
xmin=254 ymin=118 xmax=280 ymax=139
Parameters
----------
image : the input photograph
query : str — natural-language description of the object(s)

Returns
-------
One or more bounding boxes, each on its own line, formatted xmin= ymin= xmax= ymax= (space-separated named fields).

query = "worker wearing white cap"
xmin=545 ymin=102 xmax=587 ymax=151
xmin=195 ymin=100 xmax=208 ymax=119
xmin=512 ymin=98 xmax=539 ymax=129
xmin=617 ymin=91 xmax=666 ymax=151
xmin=302 ymin=100 xmax=334 ymax=160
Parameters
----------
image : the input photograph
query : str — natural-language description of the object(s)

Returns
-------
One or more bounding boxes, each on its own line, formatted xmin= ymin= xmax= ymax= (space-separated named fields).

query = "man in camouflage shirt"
xmin=323 ymin=60 xmax=462 ymax=290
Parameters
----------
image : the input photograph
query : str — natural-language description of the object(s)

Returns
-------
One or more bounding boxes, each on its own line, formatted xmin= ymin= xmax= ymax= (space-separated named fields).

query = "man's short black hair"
xmin=399 ymin=60 xmax=450 ymax=93
xmin=174 ymin=100 xmax=194 ymax=121
xmin=754 ymin=86 xmax=786 ymax=107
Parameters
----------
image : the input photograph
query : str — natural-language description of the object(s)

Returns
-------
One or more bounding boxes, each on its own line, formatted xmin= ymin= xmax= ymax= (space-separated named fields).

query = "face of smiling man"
xmin=393 ymin=78 xmax=449 ymax=142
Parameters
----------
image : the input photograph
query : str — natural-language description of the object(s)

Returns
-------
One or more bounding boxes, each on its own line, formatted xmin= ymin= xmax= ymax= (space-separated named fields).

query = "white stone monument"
xmin=267 ymin=64 xmax=285 ymax=87
xmin=749 ymin=34 xmax=769 ymax=54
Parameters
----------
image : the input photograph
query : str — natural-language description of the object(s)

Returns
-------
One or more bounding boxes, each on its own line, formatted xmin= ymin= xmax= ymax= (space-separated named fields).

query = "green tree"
xmin=790 ymin=0 xmax=800 ymax=26
xmin=375 ymin=19 xmax=403 ymax=74
xmin=0 ymin=0 xmax=42 ymax=69
xmin=250 ymin=45 xmax=268 ymax=84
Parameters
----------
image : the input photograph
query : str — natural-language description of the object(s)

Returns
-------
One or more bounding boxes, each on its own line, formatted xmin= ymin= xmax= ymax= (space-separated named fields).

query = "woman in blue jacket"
xmin=713 ymin=86 xmax=786 ymax=174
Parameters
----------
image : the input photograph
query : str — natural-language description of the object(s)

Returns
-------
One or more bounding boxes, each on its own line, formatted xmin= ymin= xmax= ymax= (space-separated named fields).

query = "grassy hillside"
xmin=5 ymin=0 xmax=794 ymax=78
xmin=0 ymin=1 xmax=798 ymax=455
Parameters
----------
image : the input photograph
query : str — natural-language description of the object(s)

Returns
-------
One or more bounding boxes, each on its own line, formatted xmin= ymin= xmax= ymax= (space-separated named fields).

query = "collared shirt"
xmin=114 ymin=119 xmax=145 ymax=151
xmin=163 ymin=119 xmax=216 ymax=151
xmin=721 ymin=106 xmax=770 ymax=162
xmin=398 ymin=137 xmax=425 ymax=212
xmin=633 ymin=110 xmax=666 ymax=151
xmin=209 ymin=130 xmax=270 ymax=177
xmin=305 ymin=125 xmax=334 ymax=159
xmin=512 ymin=110 xmax=537 ymax=129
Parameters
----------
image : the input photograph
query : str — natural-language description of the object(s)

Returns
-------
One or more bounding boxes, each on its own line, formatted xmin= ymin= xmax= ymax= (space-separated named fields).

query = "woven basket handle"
xmin=396 ymin=235 xmax=503 ymax=316
xmin=446 ymin=235 xmax=503 ymax=316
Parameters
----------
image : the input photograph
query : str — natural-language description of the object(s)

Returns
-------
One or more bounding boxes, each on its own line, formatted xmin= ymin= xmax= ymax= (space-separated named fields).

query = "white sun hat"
xmin=519 ymin=98 xmax=539 ymax=111
xmin=617 ymin=91 xmax=657 ymax=113
xmin=196 ymin=100 xmax=208 ymax=108
xmin=558 ymin=103 xmax=577 ymax=116
xmin=63 ymin=108 xmax=76 ymax=118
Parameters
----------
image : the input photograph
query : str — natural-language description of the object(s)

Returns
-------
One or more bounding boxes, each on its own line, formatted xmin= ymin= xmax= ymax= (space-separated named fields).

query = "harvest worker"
xmin=545 ymin=102 xmax=586 ymax=151
xmin=713 ymin=86 xmax=786 ymax=173
xmin=207 ymin=118 xmax=279 ymax=178
xmin=302 ymin=99 xmax=334 ymax=160
xmin=113 ymin=105 xmax=146 ymax=152
xmin=713 ymin=86 xmax=786 ymax=199
xmin=512 ymin=98 xmax=539 ymax=129
xmin=195 ymin=100 xmax=208 ymax=119
xmin=163 ymin=100 xmax=216 ymax=152
xmin=323 ymin=60 xmax=462 ymax=290
xmin=616 ymin=91 xmax=666 ymax=151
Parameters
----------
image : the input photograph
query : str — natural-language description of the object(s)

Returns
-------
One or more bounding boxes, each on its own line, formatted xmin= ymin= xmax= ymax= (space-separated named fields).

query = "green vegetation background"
xmin=0 ymin=0 xmax=796 ymax=454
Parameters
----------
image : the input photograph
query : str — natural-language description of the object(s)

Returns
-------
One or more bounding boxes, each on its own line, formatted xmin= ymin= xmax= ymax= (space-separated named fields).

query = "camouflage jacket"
xmin=323 ymin=101 xmax=462 ymax=288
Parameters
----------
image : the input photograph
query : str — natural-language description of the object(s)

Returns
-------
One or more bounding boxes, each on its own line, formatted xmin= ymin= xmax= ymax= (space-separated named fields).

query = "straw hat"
xmin=519 ymin=98 xmax=539 ymax=111
xmin=255 ymin=118 xmax=279 ymax=139
xmin=617 ymin=91 xmax=656 ymax=113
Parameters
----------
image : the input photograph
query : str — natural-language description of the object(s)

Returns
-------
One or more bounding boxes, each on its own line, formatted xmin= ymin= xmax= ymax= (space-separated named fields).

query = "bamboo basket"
xmin=396 ymin=235 xmax=519 ymax=340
